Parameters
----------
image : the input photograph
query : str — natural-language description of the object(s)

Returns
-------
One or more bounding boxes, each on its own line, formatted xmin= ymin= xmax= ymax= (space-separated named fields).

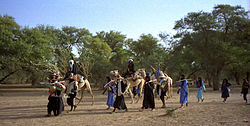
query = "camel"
xmin=150 ymin=67 xmax=173 ymax=99
xmin=63 ymin=74 xmax=94 ymax=108
xmin=110 ymin=69 xmax=146 ymax=103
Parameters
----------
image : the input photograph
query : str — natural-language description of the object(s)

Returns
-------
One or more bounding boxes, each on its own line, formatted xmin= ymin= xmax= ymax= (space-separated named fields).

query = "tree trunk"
xmin=31 ymin=71 xmax=41 ymax=86
xmin=212 ymin=70 xmax=220 ymax=91
xmin=206 ymin=72 xmax=212 ymax=87
xmin=212 ymin=75 xmax=219 ymax=90
xmin=247 ymin=72 xmax=249 ymax=81
xmin=234 ymin=72 xmax=240 ymax=85
xmin=208 ymin=78 xmax=212 ymax=87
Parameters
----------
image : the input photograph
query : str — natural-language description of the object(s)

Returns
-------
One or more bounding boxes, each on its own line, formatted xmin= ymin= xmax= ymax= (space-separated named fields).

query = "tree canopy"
xmin=0 ymin=5 xmax=249 ymax=90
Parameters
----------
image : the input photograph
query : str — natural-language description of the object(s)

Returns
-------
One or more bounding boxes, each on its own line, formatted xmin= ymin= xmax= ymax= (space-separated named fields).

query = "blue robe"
xmin=106 ymin=85 xmax=115 ymax=108
xmin=196 ymin=81 xmax=206 ymax=100
xmin=179 ymin=80 xmax=188 ymax=105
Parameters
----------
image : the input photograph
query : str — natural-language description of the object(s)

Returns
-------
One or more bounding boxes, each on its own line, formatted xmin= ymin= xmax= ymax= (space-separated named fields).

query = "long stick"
xmin=176 ymin=79 xmax=192 ymax=82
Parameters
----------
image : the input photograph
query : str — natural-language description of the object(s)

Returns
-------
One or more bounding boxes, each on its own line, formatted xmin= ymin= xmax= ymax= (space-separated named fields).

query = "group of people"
xmin=46 ymin=60 xmax=79 ymax=117
xmin=220 ymin=78 xmax=249 ymax=104
xmin=46 ymin=59 xmax=249 ymax=116
xmin=103 ymin=59 xmax=249 ymax=113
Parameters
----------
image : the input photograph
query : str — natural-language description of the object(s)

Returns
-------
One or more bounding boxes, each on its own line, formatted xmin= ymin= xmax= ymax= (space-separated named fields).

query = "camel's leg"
xmin=76 ymin=88 xmax=85 ymax=106
xmin=128 ymin=88 xmax=134 ymax=104
xmin=171 ymin=82 xmax=173 ymax=97
xmin=87 ymin=88 xmax=94 ymax=105
xmin=170 ymin=85 xmax=173 ymax=98
xmin=167 ymin=84 xmax=171 ymax=99
xmin=153 ymin=83 xmax=158 ymax=98
xmin=136 ymin=81 xmax=144 ymax=103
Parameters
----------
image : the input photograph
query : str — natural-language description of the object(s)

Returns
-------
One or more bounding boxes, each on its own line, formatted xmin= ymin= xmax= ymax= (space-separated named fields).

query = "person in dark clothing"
xmin=64 ymin=60 xmax=79 ymax=80
xmin=221 ymin=78 xmax=231 ymax=103
xmin=46 ymin=75 xmax=65 ymax=117
xmin=112 ymin=76 xmax=128 ymax=113
xmin=47 ymin=86 xmax=64 ymax=116
xmin=125 ymin=59 xmax=137 ymax=96
xmin=126 ymin=59 xmax=135 ymax=77
xmin=241 ymin=79 xmax=249 ymax=104
xmin=140 ymin=73 xmax=155 ymax=111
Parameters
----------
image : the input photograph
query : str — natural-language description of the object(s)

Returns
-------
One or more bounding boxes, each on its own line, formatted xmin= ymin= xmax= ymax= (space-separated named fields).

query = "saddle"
xmin=72 ymin=74 xmax=85 ymax=83
xmin=160 ymin=79 xmax=169 ymax=91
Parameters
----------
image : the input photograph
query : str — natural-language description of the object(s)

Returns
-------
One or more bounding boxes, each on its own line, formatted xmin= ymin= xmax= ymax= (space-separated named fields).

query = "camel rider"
xmin=64 ymin=60 xmax=79 ymax=81
xmin=126 ymin=59 xmax=138 ymax=96
xmin=69 ymin=60 xmax=78 ymax=76
xmin=126 ymin=59 xmax=135 ymax=77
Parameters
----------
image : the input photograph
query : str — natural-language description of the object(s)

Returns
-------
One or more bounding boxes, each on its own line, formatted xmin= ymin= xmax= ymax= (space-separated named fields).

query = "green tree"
xmin=130 ymin=34 xmax=167 ymax=72
xmin=163 ymin=4 xmax=249 ymax=90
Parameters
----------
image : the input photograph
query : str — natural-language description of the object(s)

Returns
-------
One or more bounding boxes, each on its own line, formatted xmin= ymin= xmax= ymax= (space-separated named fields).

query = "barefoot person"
xmin=241 ymin=79 xmax=249 ymax=104
xmin=195 ymin=77 xmax=206 ymax=103
xmin=112 ymin=76 xmax=128 ymax=113
xmin=140 ymin=73 xmax=155 ymax=111
xmin=177 ymin=75 xmax=189 ymax=108
xmin=221 ymin=78 xmax=231 ymax=103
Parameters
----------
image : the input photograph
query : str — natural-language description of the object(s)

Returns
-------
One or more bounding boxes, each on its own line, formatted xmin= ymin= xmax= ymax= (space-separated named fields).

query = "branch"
xmin=0 ymin=70 xmax=20 ymax=83
xmin=187 ymin=69 xmax=201 ymax=78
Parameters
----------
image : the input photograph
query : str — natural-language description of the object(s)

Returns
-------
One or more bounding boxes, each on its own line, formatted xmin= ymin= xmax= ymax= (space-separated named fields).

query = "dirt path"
xmin=0 ymin=87 xmax=249 ymax=126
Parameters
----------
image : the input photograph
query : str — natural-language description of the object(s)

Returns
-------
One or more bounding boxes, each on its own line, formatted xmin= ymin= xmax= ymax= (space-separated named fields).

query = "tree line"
xmin=0 ymin=4 xmax=249 ymax=90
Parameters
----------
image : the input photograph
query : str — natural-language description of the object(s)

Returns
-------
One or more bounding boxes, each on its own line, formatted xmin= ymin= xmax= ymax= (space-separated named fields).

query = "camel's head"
xmin=150 ymin=68 xmax=166 ymax=81
xmin=136 ymin=68 xmax=146 ymax=78
xmin=110 ymin=70 xmax=119 ymax=77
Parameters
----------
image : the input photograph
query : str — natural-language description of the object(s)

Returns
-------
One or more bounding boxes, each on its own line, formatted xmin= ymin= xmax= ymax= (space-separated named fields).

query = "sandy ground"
xmin=0 ymin=86 xmax=249 ymax=126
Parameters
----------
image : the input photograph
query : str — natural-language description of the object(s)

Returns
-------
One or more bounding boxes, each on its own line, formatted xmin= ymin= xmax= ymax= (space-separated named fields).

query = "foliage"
xmin=0 ymin=5 xmax=249 ymax=90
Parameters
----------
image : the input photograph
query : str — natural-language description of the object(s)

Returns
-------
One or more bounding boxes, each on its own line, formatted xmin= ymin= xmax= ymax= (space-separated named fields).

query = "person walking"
xmin=195 ymin=77 xmax=206 ymax=103
xmin=221 ymin=78 xmax=231 ymax=103
xmin=241 ymin=79 xmax=249 ymax=104
xmin=178 ymin=75 xmax=189 ymax=108
xmin=140 ymin=73 xmax=155 ymax=111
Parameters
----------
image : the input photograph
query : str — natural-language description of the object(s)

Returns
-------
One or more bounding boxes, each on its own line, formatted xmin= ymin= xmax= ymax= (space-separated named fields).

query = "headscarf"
xmin=69 ymin=60 xmax=74 ymax=64
xmin=198 ymin=77 xmax=202 ymax=86
xmin=222 ymin=78 xmax=228 ymax=84
xmin=180 ymin=74 xmax=185 ymax=87
xmin=128 ymin=59 xmax=133 ymax=62
xmin=69 ymin=60 xmax=74 ymax=71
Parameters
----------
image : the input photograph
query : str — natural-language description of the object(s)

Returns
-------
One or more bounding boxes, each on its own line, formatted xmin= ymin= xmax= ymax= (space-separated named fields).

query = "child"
xmin=195 ymin=77 xmax=206 ymax=102
xmin=221 ymin=78 xmax=231 ymax=103
xmin=241 ymin=79 xmax=249 ymax=104
xmin=104 ymin=76 xmax=115 ymax=110
xmin=67 ymin=81 xmax=78 ymax=112
xmin=112 ymin=76 xmax=128 ymax=113
xmin=140 ymin=73 xmax=155 ymax=111
xmin=177 ymin=75 xmax=189 ymax=108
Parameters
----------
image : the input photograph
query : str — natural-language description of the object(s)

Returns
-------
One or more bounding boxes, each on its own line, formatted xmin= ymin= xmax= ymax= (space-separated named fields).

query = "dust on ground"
xmin=0 ymin=85 xmax=249 ymax=126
